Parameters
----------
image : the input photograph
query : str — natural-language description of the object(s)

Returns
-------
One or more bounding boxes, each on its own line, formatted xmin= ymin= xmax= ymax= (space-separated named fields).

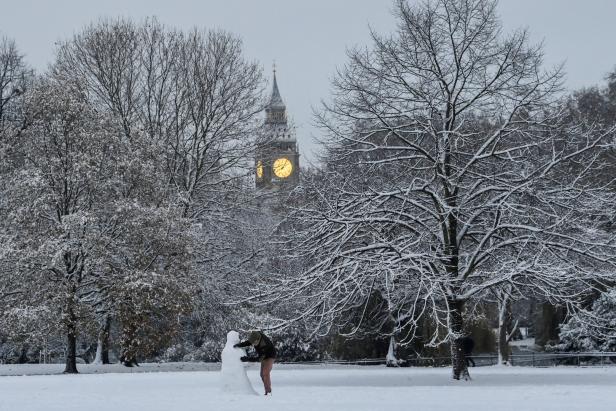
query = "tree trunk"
xmin=94 ymin=315 xmax=111 ymax=365
xmin=449 ymin=299 xmax=469 ymax=380
xmin=63 ymin=290 xmax=79 ymax=374
xmin=386 ymin=335 xmax=398 ymax=367
xmin=101 ymin=317 xmax=111 ymax=364
xmin=18 ymin=345 xmax=29 ymax=364
xmin=64 ymin=324 xmax=78 ymax=374
xmin=94 ymin=338 xmax=103 ymax=365
xmin=497 ymin=295 xmax=511 ymax=365
xmin=536 ymin=302 xmax=563 ymax=348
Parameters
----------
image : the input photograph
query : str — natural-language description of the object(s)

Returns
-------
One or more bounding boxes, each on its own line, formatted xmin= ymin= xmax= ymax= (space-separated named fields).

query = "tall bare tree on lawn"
xmin=266 ymin=0 xmax=616 ymax=380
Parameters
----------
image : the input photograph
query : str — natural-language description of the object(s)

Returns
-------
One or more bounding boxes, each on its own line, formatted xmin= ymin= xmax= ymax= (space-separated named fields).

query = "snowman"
xmin=221 ymin=330 xmax=258 ymax=395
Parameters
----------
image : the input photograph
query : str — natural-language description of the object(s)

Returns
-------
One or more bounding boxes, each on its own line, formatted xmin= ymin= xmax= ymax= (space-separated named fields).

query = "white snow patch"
xmin=0 ymin=365 xmax=615 ymax=411
xmin=220 ymin=330 xmax=257 ymax=395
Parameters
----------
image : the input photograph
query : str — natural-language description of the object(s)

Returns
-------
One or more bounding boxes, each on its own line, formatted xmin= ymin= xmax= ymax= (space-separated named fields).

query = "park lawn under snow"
xmin=1 ymin=364 xmax=615 ymax=411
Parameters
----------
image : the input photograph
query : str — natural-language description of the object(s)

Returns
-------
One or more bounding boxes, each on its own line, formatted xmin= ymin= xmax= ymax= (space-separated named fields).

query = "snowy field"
xmin=1 ymin=364 xmax=616 ymax=411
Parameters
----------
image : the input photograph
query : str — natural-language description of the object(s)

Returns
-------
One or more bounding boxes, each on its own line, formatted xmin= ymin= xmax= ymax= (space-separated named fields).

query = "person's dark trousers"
xmin=466 ymin=357 xmax=476 ymax=367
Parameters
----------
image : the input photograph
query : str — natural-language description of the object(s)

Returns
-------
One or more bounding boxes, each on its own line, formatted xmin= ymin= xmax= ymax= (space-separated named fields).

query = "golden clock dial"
xmin=256 ymin=160 xmax=264 ymax=179
xmin=272 ymin=157 xmax=293 ymax=178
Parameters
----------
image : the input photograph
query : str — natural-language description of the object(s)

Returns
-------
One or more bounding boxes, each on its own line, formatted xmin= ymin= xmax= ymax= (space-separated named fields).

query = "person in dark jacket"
xmin=459 ymin=336 xmax=476 ymax=367
xmin=234 ymin=330 xmax=276 ymax=395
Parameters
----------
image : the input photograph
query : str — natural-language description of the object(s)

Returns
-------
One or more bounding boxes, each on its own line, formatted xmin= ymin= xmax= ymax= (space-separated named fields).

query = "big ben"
xmin=255 ymin=70 xmax=300 ymax=189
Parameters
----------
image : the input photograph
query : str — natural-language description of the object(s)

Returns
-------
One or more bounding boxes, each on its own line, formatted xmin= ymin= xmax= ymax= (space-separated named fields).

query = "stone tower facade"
xmin=255 ymin=71 xmax=300 ymax=189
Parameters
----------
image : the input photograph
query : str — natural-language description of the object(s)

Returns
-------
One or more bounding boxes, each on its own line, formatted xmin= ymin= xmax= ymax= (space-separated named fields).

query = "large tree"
xmin=269 ymin=0 xmax=616 ymax=379
xmin=47 ymin=18 xmax=266 ymax=365
xmin=5 ymin=75 xmax=118 ymax=373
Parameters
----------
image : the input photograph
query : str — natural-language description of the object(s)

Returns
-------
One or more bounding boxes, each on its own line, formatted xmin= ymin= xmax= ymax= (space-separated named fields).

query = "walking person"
xmin=234 ymin=330 xmax=276 ymax=395
xmin=459 ymin=336 xmax=476 ymax=367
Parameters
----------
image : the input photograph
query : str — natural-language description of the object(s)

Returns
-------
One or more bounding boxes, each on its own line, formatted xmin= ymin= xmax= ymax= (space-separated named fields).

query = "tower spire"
xmin=255 ymin=63 xmax=300 ymax=189
xmin=269 ymin=64 xmax=285 ymax=110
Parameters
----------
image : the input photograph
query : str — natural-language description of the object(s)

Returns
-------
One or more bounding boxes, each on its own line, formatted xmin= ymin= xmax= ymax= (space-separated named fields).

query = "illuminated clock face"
xmin=256 ymin=160 xmax=264 ymax=179
xmin=272 ymin=157 xmax=293 ymax=179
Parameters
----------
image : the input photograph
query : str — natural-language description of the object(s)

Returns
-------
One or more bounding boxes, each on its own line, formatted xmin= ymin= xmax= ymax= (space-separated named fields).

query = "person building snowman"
xmin=234 ymin=330 xmax=276 ymax=395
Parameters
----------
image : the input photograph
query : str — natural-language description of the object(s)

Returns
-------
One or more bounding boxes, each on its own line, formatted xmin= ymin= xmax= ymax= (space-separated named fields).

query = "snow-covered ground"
xmin=1 ymin=364 xmax=615 ymax=411
xmin=0 ymin=361 xmax=220 ymax=376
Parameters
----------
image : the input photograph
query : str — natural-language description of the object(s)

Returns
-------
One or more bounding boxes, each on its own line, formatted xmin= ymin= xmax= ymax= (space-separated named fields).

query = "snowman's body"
xmin=221 ymin=331 xmax=257 ymax=395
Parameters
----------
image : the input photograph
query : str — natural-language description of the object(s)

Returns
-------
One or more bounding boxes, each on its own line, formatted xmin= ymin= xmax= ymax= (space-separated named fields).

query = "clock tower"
xmin=255 ymin=70 xmax=300 ymax=189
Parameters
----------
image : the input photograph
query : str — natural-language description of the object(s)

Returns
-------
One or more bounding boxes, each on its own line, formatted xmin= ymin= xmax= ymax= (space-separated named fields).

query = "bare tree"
xmin=492 ymin=286 xmax=518 ymax=365
xmin=0 ymin=37 xmax=29 ymax=139
xmin=267 ymin=0 xmax=616 ymax=380
xmin=54 ymin=18 xmax=265 ymax=217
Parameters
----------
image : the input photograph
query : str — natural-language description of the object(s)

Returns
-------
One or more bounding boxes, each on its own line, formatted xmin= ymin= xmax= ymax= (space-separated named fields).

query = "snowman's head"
xmin=226 ymin=330 xmax=240 ymax=345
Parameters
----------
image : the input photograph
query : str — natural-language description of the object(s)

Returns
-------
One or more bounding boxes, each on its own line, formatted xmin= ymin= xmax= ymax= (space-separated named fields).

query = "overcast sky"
xmin=2 ymin=0 xmax=615 ymax=162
